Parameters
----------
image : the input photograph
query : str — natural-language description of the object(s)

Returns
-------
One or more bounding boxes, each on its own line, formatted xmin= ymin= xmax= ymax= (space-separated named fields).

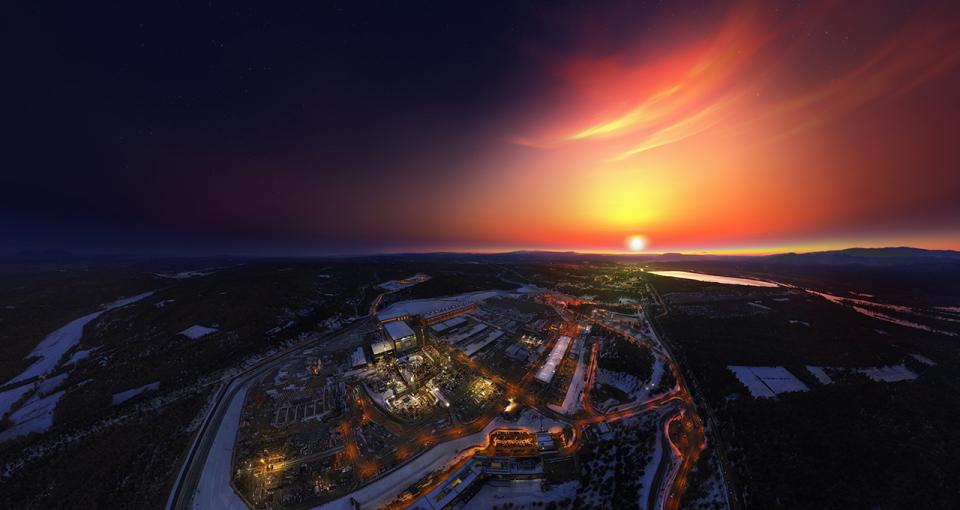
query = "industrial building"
xmin=371 ymin=320 xmax=420 ymax=359
xmin=409 ymin=455 xmax=544 ymax=510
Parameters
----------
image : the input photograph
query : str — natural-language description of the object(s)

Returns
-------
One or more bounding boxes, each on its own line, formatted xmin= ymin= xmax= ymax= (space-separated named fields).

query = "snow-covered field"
xmin=549 ymin=347 xmax=587 ymax=415
xmin=0 ymin=390 xmax=65 ymax=442
xmin=0 ymin=384 xmax=34 ymax=418
xmin=728 ymin=366 xmax=809 ymax=398
xmin=151 ymin=268 xmax=219 ymax=279
xmin=806 ymin=366 xmax=833 ymax=385
xmin=808 ymin=363 xmax=920 ymax=384
xmin=376 ymin=275 xmax=430 ymax=292
xmin=65 ymin=348 xmax=95 ymax=366
xmin=181 ymin=325 xmax=219 ymax=339
xmin=851 ymin=306 xmax=956 ymax=336
xmin=594 ymin=356 xmax=666 ymax=411
xmin=112 ymin=381 xmax=161 ymax=405
xmin=638 ymin=417 xmax=664 ymax=506
xmin=463 ymin=480 xmax=577 ymax=509
xmin=5 ymin=291 xmax=154 ymax=386
xmin=910 ymin=353 xmax=936 ymax=366
xmin=376 ymin=290 xmax=514 ymax=322
xmin=808 ymin=290 xmax=957 ymax=337
xmin=34 ymin=373 xmax=69 ymax=396
xmin=192 ymin=386 xmax=249 ymax=510
xmin=856 ymin=364 xmax=917 ymax=382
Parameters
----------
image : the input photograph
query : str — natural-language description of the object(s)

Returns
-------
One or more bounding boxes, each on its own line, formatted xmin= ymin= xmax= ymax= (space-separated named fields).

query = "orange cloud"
xmin=520 ymin=0 xmax=960 ymax=161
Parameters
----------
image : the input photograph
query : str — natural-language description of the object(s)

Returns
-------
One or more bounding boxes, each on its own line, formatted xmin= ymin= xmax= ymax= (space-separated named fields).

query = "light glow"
xmin=627 ymin=235 xmax=648 ymax=252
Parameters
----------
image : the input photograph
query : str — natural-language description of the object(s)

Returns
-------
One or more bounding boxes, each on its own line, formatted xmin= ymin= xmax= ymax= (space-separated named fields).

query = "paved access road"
xmin=166 ymin=320 xmax=368 ymax=510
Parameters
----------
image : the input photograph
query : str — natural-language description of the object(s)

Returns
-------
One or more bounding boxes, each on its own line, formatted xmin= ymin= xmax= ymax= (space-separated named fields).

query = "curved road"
xmin=166 ymin=320 xmax=367 ymax=510
xmin=168 ymin=284 xmax=712 ymax=510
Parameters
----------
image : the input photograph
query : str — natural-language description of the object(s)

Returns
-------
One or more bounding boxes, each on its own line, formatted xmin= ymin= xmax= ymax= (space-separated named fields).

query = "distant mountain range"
xmin=3 ymin=246 xmax=958 ymax=266
xmin=762 ymin=247 xmax=960 ymax=266
xmin=357 ymin=246 xmax=960 ymax=266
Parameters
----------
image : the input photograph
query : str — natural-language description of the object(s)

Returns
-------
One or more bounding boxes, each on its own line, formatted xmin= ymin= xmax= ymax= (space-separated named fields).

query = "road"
xmin=169 ymin=283 xmax=716 ymax=510
xmin=643 ymin=279 xmax=741 ymax=510
xmin=552 ymin=290 xmax=708 ymax=510
xmin=167 ymin=283 xmax=410 ymax=510
xmin=166 ymin=320 xmax=368 ymax=510
xmin=394 ymin=292 xmax=696 ymax=510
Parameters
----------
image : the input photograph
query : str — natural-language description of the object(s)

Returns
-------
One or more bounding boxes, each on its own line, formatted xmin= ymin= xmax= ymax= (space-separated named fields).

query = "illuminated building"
xmin=409 ymin=455 xmax=544 ymax=510
xmin=385 ymin=320 xmax=418 ymax=353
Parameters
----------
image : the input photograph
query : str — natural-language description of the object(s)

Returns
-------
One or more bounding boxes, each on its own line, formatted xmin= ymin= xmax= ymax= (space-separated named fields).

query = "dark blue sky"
xmin=1 ymin=1 xmax=558 ymax=254
xmin=4 ymin=1 xmax=957 ymax=255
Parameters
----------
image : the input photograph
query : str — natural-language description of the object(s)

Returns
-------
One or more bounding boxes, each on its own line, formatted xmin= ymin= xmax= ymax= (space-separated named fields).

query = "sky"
xmin=2 ymin=0 xmax=959 ymax=256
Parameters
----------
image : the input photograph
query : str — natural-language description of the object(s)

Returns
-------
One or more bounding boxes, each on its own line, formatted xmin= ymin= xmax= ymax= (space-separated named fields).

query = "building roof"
xmin=536 ymin=335 xmax=571 ymax=384
xmin=350 ymin=346 xmax=368 ymax=368
xmin=384 ymin=320 xmax=415 ymax=341
xmin=371 ymin=337 xmax=395 ymax=356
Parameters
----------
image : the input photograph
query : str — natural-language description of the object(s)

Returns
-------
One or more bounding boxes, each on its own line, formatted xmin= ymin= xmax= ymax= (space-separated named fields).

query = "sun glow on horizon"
xmin=627 ymin=235 xmax=649 ymax=252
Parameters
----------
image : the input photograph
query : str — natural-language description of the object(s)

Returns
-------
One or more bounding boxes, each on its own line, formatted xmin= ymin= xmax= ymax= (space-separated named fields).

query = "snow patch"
xmin=5 ymin=291 xmax=154 ymax=386
xmin=112 ymin=381 xmax=161 ymax=405
xmin=728 ymin=366 xmax=809 ymax=398
xmin=192 ymin=386 xmax=249 ymax=510
xmin=0 ymin=385 xmax=33 ymax=418
xmin=856 ymin=364 xmax=917 ymax=382
xmin=65 ymin=348 xmax=95 ymax=366
xmin=0 ymin=390 xmax=65 ymax=442
xmin=806 ymin=366 xmax=833 ymax=385
xmin=464 ymin=480 xmax=578 ymax=509
xmin=180 ymin=325 xmax=219 ymax=339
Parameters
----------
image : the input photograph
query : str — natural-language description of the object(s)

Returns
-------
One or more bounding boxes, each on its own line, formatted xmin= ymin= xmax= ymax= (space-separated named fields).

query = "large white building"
xmin=372 ymin=320 xmax=419 ymax=358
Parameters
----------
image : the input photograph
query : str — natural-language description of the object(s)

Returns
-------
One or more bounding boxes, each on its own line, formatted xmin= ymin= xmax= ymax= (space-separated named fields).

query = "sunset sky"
xmin=4 ymin=1 xmax=960 ymax=255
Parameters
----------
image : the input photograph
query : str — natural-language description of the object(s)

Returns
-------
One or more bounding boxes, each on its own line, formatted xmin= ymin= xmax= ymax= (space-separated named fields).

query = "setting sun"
xmin=627 ymin=235 xmax=648 ymax=252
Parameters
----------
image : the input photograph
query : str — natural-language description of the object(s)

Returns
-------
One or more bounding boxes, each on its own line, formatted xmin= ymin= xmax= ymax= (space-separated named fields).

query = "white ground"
xmin=647 ymin=271 xmax=779 ymax=288
xmin=808 ymin=290 xmax=957 ymax=337
xmin=910 ymin=353 xmax=936 ymax=366
xmin=152 ymin=268 xmax=218 ymax=279
xmin=376 ymin=275 xmax=430 ymax=292
xmin=34 ymin=373 xmax=69 ymax=396
xmin=376 ymin=290 xmax=514 ymax=322
xmin=806 ymin=366 xmax=834 ymax=385
xmin=5 ymin=291 xmax=154 ymax=386
xmin=192 ymin=386 xmax=249 ymax=510
xmin=0 ymin=390 xmax=65 ymax=442
xmin=112 ymin=381 xmax=161 ymax=405
xmin=65 ymin=348 xmax=94 ymax=365
xmin=594 ymin=357 xmax=666 ymax=411
xmin=852 ymin=306 xmax=956 ymax=337
xmin=536 ymin=335 xmax=571 ymax=384
xmin=728 ymin=366 xmax=809 ymax=398
xmin=463 ymin=480 xmax=578 ymax=509
xmin=638 ymin=417 xmax=664 ymax=506
xmin=549 ymin=346 xmax=587 ymax=415
xmin=0 ymin=384 xmax=34 ymax=418
xmin=181 ymin=325 xmax=219 ymax=339
xmin=856 ymin=364 xmax=918 ymax=382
